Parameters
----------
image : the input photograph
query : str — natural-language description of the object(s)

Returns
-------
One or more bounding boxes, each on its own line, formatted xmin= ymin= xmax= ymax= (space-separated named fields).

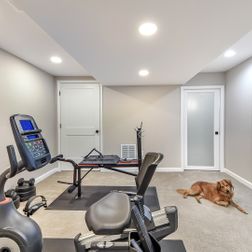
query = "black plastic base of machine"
xmin=0 ymin=200 xmax=43 ymax=252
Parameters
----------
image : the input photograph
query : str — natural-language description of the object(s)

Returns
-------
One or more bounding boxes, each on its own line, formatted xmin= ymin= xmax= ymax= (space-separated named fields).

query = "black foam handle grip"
xmin=68 ymin=184 xmax=77 ymax=193
xmin=50 ymin=154 xmax=63 ymax=164
xmin=7 ymin=145 xmax=18 ymax=178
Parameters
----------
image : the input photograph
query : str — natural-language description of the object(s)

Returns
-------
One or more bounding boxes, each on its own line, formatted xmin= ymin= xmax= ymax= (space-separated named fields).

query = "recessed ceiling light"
xmin=139 ymin=69 xmax=149 ymax=77
xmin=50 ymin=56 xmax=62 ymax=64
xmin=224 ymin=50 xmax=236 ymax=58
xmin=138 ymin=22 xmax=157 ymax=36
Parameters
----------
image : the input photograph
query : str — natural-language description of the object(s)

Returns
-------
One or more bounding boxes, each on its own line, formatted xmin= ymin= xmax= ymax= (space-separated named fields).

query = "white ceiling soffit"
xmin=203 ymin=30 xmax=252 ymax=72
xmin=0 ymin=0 xmax=89 ymax=76
xmin=10 ymin=0 xmax=252 ymax=85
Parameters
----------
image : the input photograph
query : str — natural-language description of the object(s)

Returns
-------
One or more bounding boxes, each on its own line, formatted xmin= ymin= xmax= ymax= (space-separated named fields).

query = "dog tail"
xmin=176 ymin=189 xmax=187 ymax=195
xmin=230 ymin=200 xmax=248 ymax=214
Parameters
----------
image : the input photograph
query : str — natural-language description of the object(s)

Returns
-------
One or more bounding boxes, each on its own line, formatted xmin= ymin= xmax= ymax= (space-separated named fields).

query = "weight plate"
xmin=17 ymin=187 xmax=36 ymax=196
xmin=19 ymin=188 xmax=36 ymax=202
xmin=15 ymin=185 xmax=35 ymax=193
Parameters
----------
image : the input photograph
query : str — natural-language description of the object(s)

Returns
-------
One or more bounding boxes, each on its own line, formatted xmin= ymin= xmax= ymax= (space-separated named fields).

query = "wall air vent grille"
xmin=121 ymin=144 xmax=136 ymax=160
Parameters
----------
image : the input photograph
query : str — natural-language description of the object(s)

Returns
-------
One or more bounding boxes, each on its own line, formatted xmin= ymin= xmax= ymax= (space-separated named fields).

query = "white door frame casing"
xmin=184 ymin=89 xmax=220 ymax=170
xmin=57 ymin=80 xmax=103 ymax=170
xmin=181 ymin=85 xmax=225 ymax=171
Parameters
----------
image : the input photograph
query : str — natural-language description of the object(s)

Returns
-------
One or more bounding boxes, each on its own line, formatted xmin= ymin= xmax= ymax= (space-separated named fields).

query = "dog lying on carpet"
xmin=177 ymin=179 xmax=248 ymax=214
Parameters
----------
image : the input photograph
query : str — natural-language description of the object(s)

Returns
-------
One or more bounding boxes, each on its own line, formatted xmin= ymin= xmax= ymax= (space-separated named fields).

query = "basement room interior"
xmin=0 ymin=1 xmax=252 ymax=252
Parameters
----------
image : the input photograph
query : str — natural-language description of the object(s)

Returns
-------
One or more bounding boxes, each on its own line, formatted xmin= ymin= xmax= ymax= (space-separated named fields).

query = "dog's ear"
xmin=227 ymin=179 xmax=234 ymax=191
xmin=217 ymin=181 xmax=221 ymax=191
xmin=224 ymin=179 xmax=234 ymax=191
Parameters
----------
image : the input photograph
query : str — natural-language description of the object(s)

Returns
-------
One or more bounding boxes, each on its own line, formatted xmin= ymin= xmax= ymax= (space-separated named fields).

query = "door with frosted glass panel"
xmin=184 ymin=89 xmax=220 ymax=170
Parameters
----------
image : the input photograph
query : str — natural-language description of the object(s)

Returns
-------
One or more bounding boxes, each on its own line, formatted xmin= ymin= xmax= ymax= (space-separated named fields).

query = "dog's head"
xmin=217 ymin=179 xmax=234 ymax=196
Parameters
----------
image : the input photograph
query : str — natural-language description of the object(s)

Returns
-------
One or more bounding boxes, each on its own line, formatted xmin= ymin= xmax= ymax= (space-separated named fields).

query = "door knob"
xmin=95 ymin=130 xmax=99 ymax=134
xmin=215 ymin=131 xmax=219 ymax=135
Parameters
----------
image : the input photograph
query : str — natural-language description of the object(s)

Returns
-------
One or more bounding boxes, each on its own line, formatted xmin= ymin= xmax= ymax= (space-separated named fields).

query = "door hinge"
xmin=59 ymin=91 xmax=61 ymax=96
xmin=59 ymin=123 xmax=62 ymax=129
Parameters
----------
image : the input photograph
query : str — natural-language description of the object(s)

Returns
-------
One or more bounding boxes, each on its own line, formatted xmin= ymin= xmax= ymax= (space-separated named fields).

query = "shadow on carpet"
xmin=47 ymin=185 xmax=160 ymax=211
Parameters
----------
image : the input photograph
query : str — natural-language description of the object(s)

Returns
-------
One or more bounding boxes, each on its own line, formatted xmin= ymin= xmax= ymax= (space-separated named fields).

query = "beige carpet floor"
xmin=20 ymin=170 xmax=252 ymax=252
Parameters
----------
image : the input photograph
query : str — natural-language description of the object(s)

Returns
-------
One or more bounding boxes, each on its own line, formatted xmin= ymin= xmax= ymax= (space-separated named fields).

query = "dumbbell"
xmin=17 ymin=178 xmax=35 ymax=187
xmin=16 ymin=178 xmax=36 ymax=202
xmin=17 ymin=178 xmax=25 ymax=186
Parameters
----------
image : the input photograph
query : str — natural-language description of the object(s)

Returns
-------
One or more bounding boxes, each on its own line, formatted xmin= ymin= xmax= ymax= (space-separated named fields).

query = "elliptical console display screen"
xmin=10 ymin=114 xmax=51 ymax=171
xmin=20 ymin=120 xmax=34 ymax=131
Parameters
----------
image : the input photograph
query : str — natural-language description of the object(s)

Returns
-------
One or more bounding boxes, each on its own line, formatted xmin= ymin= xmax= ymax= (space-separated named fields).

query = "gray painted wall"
xmin=185 ymin=72 xmax=225 ymax=86
xmin=102 ymin=72 xmax=225 ymax=168
xmin=102 ymin=85 xmax=181 ymax=167
xmin=0 ymin=49 xmax=57 ymax=188
xmin=225 ymin=57 xmax=252 ymax=183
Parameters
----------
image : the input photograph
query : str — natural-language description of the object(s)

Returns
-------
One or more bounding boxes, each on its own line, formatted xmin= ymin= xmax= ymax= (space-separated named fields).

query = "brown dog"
xmin=177 ymin=179 xmax=248 ymax=214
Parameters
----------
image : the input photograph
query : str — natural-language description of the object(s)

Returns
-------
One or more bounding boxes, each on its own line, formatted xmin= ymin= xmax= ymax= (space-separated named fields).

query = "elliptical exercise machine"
xmin=0 ymin=114 xmax=185 ymax=252
xmin=0 ymin=114 xmax=51 ymax=251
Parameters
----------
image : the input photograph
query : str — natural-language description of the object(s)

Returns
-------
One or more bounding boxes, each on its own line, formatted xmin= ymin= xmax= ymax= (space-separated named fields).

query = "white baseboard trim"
xmin=49 ymin=166 xmax=183 ymax=175
xmin=35 ymin=167 xmax=60 ymax=184
xmin=156 ymin=167 xmax=184 ymax=172
xmin=101 ymin=167 xmax=138 ymax=173
xmin=32 ymin=166 xmax=252 ymax=190
xmin=102 ymin=167 xmax=183 ymax=173
xmin=59 ymin=167 xmax=75 ymax=171
xmin=222 ymin=168 xmax=252 ymax=190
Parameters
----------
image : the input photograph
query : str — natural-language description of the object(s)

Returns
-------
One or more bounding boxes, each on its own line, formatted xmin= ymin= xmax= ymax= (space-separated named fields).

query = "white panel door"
xmin=59 ymin=83 xmax=100 ymax=166
xmin=182 ymin=87 xmax=223 ymax=170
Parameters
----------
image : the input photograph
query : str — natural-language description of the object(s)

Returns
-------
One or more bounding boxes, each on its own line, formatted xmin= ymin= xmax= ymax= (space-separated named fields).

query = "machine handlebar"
xmin=6 ymin=145 xmax=18 ymax=178
xmin=51 ymin=155 xmax=80 ymax=193
xmin=50 ymin=155 xmax=78 ymax=168
xmin=50 ymin=154 xmax=63 ymax=164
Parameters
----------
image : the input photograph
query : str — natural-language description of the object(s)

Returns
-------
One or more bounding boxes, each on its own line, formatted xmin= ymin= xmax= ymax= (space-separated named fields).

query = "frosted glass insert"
xmin=187 ymin=92 xmax=214 ymax=166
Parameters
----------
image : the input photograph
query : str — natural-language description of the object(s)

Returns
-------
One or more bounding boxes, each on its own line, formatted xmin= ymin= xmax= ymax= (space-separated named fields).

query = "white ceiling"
xmin=203 ymin=30 xmax=252 ymax=72
xmin=5 ymin=0 xmax=252 ymax=84
xmin=0 ymin=0 xmax=89 ymax=76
